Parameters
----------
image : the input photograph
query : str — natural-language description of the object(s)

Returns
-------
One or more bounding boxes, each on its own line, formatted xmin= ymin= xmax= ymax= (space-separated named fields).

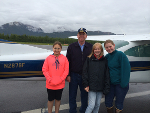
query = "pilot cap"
xmin=78 ymin=28 xmax=87 ymax=34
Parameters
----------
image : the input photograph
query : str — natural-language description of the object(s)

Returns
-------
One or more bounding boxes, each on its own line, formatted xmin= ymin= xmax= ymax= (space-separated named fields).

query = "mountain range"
xmin=0 ymin=22 xmax=116 ymax=38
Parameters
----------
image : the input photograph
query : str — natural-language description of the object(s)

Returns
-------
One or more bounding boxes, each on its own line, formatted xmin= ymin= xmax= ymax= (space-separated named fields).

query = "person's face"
xmin=77 ymin=32 xmax=87 ymax=43
xmin=94 ymin=46 xmax=101 ymax=56
xmin=53 ymin=44 xmax=62 ymax=56
xmin=104 ymin=43 xmax=115 ymax=53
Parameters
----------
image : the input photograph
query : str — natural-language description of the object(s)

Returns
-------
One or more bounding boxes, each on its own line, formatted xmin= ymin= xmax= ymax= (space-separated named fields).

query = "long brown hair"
xmin=88 ymin=43 xmax=104 ymax=58
xmin=104 ymin=40 xmax=115 ymax=47
xmin=53 ymin=41 xmax=62 ymax=48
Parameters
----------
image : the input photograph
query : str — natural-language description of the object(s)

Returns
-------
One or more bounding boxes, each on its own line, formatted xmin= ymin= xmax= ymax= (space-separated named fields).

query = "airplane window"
xmin=124 ymin=44 xmax=150 ymax=57
xmin=102 ymin=40 xmax=129 ymax=50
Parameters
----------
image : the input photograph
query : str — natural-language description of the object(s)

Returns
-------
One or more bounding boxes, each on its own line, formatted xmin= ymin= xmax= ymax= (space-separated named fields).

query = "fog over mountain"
xmin=0 ymin=22 xmax=116 ymax=38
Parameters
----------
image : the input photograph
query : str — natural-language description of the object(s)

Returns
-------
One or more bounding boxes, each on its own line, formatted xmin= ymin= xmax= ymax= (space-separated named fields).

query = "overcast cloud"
xmin=0 ymin=0 xmax=150 ymax=34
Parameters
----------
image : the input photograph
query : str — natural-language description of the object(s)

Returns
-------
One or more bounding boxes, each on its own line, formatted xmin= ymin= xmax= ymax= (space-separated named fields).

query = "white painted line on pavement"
xmin=22 ymin=90 xmax=150 ymax=113
xmin=126 ymin=90 xmax=150 ymax=98
xmin=22 ymin=108 xmax=41 ymax=113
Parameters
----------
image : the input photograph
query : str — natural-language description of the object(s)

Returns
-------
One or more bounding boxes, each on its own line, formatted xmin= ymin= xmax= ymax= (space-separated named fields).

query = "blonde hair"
xmin=88 ymin=43 xmax=104 ymax=58
xmin=104 ymin=39 xmax=115 ymax=47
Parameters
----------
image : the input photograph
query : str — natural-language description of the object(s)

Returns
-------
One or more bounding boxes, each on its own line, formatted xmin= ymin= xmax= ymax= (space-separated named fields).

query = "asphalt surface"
xmin=0 ymin=45 xmax=150 ymax=113
xmin=0 ymin=81 xmax=47 ymax=113
xmin=0 ymin=81 xmax=150 ymax=113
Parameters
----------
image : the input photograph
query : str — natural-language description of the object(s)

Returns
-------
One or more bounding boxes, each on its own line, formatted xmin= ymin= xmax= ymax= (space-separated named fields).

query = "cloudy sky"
xmin=0 ymin=0 xmax=150 ymax=34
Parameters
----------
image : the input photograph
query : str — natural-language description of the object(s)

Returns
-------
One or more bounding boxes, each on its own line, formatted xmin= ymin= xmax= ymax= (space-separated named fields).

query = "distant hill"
xmin=0 ymin=22 xmax=116 ymax=38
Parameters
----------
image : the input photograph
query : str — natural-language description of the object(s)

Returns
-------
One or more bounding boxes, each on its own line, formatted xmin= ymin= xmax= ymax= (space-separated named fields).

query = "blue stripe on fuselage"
xmin=0 ymin=60 xmax=150 ymax=79
xmin=130 ymin=61 xmax=150 ymax=72
xmin=0 ymin=60 xmax=45 ymax=79
xmin=0 ymin=39 xmax=17 ymax=44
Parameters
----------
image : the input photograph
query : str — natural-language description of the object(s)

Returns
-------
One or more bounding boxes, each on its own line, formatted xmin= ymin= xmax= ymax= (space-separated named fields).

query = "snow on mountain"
xmin=49 ymin=26 xmax=74 ymax=33
xmin=0 ymin=22 xmax=44 ymax=33
xmin=8 ymin=22 xmax=23 ymax=26
xmin=56 ymin=26 xmax=73 ymax=32
xmin=0 ymin=26 xmax=3 ymax=29
xmin=0 ymin=22 xmax=75 ymax=33
xmin=26 ymin=25 xmax=43 ymax=32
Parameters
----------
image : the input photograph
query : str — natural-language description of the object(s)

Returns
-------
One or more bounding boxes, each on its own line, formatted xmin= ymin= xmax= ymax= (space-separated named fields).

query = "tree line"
xmin=0 ymin=33 xmax=103 ymax=45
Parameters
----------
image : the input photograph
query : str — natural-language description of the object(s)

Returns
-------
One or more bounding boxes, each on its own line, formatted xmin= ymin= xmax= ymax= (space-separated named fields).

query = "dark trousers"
xmin=69 ymin=72 xmax=88 ymax=113
xmin=105 ymin=84 xmax=129 ymax=110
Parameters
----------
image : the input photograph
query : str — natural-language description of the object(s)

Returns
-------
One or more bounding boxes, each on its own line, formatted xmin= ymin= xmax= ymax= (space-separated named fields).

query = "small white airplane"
xmin=0 ymin=34 xmax=150 ymax=83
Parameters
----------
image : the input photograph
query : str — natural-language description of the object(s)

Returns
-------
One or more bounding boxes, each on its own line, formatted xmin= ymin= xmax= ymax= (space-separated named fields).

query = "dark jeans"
xmin=105 ymin=84 xmax=129 ymax=110
xmin=69 ymin=72 xmax=88 ymax=113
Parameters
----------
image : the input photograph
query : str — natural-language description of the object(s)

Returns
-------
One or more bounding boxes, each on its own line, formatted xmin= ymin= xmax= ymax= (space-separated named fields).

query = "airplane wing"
xmin=0 ymin=39 xmax=68 ymax=80
xmin=0 ymin=39 xmax=52 ymax=80
xmin=69 ymin=34 xmax=150 ymax=41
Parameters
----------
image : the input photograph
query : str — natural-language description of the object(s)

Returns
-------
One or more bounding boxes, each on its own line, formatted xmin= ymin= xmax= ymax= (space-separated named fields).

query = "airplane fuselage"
xmin=0 ymin=36 xmax=150 ymax=83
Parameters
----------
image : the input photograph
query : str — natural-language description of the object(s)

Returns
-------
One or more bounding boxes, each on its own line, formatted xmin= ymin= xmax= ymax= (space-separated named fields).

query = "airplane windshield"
xmin=124 ymin=44 xmax=150 ymax=57
xmin=102 ymin=40 xmax=129 ymax=50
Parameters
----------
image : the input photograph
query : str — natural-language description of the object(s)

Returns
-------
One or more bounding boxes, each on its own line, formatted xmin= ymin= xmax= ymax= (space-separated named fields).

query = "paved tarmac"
xmin=0 ymin=81 xmax=150 ymax=113
xmin=0 ymin=45 xmax=150 ymax=113
xmin=41 ymin=83 xmax=150 ymax=113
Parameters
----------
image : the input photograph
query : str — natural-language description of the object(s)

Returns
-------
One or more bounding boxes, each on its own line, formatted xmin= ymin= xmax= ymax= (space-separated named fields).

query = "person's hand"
xmin=66 ymin=76 xmax=71 ymax=82
xmin=84 ymin=87 xmax=89 ymax=92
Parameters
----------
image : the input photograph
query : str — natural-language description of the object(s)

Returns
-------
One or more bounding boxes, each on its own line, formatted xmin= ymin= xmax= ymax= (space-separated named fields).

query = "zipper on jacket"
xmin=82 ymin=52 xmax=83 ymax=65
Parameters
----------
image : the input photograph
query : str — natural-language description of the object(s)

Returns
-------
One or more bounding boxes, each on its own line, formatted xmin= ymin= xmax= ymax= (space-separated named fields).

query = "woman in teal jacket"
xmin=104 ymin=40 xmax=131 ymax=113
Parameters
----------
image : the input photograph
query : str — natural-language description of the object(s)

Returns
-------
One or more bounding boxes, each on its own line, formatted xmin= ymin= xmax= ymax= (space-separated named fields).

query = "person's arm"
xmin=103 ymin=60 xmax=110 ymax=95
xmin=120 ymin=53 xmax=131 ymax=88
xmin=60 ymin=57 xmax=69 ymax=81
xmin=66 ymin=46 xmax=71 ymax=82
xmin=82 ymin=58 xmax=89 ymax=89
xmin=42 ymin=57 xmax=52 ymax=83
